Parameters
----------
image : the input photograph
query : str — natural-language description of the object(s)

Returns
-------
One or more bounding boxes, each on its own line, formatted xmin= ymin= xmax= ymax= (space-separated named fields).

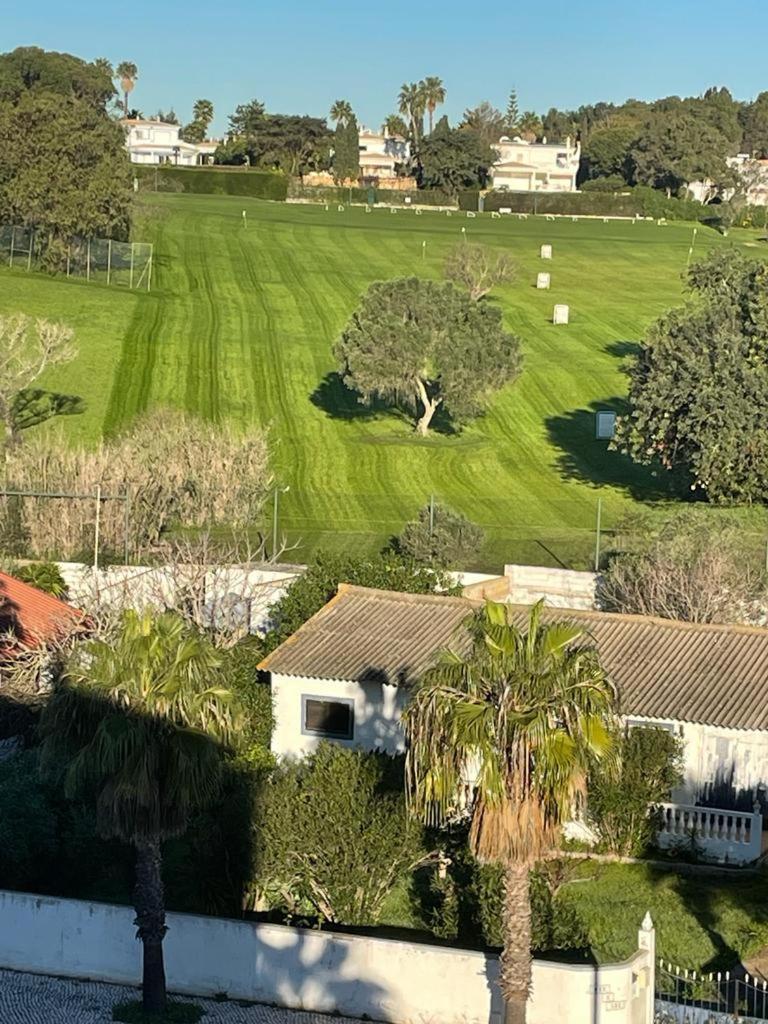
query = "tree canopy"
xmin=630 ymin=110 xmax=734 ymax=196
xmin=0 ymin=46 xmax=114 ymax=108
xmin=332 ymin=113 xmax=360 ymax=183
xmin=220 ymin=100 xmax=331 ymax=174
xmin=417 ymin=115 xmax=494 ymax=193
xmin=335 ymin=276 xmax=522 ymax=435
xmin=0 ymin=91 xmax=132 ymax=257
xmin=614 ymin=250 xmax=768 ymax=503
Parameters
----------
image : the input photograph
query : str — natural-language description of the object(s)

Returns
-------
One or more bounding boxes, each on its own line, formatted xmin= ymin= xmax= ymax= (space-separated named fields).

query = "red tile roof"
xmin=0 ymin=571 xmax=85 ymax=653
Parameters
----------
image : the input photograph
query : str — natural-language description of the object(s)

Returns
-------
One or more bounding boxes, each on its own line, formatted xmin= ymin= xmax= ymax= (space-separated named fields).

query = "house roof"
xmin=0 ymin=571 xmax=84 ymax=653
xmin=259 ymin=585 xmax=768 ymax=731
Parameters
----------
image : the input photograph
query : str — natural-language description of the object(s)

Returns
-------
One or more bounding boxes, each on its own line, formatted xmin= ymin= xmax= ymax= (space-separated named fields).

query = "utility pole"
xmin=594 ymin=498 xmax=602 ymax=573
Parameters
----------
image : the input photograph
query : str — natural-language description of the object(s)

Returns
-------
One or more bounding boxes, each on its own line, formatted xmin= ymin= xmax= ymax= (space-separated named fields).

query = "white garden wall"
xmin=0 ymin=891 xmax=655 ymax=1024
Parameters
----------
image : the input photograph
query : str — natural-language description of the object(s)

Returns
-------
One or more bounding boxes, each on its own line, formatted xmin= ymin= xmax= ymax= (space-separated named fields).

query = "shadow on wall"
xmin=697 ymin=763 xmax=768 ymax=815
xmin=545 ymin=396 xmax=674 ymax=501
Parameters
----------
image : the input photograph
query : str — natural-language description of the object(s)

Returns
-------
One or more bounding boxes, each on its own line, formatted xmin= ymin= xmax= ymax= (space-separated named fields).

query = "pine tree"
xmin=505 ymin=89 xmax=520 ymax=136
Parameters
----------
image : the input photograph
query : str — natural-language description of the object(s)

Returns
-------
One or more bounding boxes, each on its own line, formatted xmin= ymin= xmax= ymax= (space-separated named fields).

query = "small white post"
xmin=637 ymin=912 xmax=656 ymax=1024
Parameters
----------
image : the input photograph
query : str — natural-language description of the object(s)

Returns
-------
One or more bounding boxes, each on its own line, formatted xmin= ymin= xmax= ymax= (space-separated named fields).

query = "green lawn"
xmin=0 ymin=196 xmax=760 ymax=568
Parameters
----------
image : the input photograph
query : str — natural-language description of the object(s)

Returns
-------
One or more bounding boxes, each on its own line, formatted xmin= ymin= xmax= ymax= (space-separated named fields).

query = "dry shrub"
xmin=2 ymin=410 xmax=271 ymax=559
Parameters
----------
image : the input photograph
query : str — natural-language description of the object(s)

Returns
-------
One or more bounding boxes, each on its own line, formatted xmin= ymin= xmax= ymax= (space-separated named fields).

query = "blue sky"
xmin=7 ymin=0 xmax=768 ymax=135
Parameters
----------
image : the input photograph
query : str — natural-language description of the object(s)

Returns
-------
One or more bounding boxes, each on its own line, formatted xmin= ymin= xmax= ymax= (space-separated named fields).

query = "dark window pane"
xmin=304 ymin=698 xmax=353 ymax=739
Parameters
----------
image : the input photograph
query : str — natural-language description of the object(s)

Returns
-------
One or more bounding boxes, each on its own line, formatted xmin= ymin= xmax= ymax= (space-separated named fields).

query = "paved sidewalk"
xmin=0 ymin=969 xmax=365 ymax=1024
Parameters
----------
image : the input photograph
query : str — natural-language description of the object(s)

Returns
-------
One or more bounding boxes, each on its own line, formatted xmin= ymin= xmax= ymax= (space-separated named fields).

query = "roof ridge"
xmin=337 ymin=584 xmax=474 ymax=606
xmin=504 ymin=602 xmax=768 ymax=637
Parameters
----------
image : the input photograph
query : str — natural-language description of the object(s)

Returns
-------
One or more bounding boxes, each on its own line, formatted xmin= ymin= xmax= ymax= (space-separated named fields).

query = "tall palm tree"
xmin=404 ymin=601 xmax=616 ymax=1024
xmin=422 ymin=76 xmax=446 ymax=135
xmin=192 ymin=98 xmax=214 ymax=133
xmin=330 ymin=99 xmax=353 ymax=127
xmin=39 ymin=610 xmax=237 ymax=1016
xmin=398 ymin=82 xmax=424 ymax=145
xmin=116 ymin=61 xmax=138 ymax=117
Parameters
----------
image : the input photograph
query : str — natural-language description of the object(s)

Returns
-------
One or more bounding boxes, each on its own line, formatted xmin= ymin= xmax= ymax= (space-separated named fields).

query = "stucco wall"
xmin=271 ymin=674 xmax=408 ymax=758
xmin=0 ymin=891 xmax=654 ymax=1024
xmin=503 ymin=563 xmax=598 ymax=610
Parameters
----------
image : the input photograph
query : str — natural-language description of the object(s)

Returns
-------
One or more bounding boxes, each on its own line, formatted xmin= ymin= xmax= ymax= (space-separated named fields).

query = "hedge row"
xmin=287 ymin=182 xmax=454 ymax=207
xmin=135 ymin=166 xmax=288 ymax=201
xmin=459 ymin=186 xmax=705 ymax=221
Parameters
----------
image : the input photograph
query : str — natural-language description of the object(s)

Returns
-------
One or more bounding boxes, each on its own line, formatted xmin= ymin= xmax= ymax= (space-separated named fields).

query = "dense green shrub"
xmin=0 ymin=752 xmax=58 ymax=890
xmin=461 ymin=186 xmax=704 ymax=221
xmin=254 ymin=743 xmax=425 ymax=925
xmin=394 ymin=501 xmax=484 ymax=567
xmin=13 ymin=561 xmax=68 ymax=598
xmin=580 ymin=175 xmax=628 ymax=193
xmin=587 ymin=726 xmax=683 ymax=856
xmin=135 ymin=166 xmax=288 ymax=201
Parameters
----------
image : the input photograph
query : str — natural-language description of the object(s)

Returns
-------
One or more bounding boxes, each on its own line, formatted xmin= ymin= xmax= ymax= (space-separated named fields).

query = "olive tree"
xmin=335 ymin=277 xmax=522 ymax=435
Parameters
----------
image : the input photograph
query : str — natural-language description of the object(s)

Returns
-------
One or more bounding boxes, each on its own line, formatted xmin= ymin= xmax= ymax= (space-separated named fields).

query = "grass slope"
xmin=0 ymin=196 xmax=753 ymax=567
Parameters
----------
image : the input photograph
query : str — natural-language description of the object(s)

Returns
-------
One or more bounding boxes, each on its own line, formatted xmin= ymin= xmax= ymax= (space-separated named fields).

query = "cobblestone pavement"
xmin=0 ymin=970 xmax=366 ymax=1024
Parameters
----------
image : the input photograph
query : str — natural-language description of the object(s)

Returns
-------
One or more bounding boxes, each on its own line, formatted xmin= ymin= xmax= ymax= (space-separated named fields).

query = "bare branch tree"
xmin=444 ymin=243 xmax=516 ymax=302
xmin=0 ymin=315 xmax=77 ymax=447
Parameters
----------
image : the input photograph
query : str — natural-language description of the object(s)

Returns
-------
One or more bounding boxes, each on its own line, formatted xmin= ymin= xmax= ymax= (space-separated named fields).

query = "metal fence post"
xmin=594 ymin=498 xmax=603 ymax=572
xmin=129 ymin=243 xmax=135 ymax=289
xmin=86 ymin=237 xmax=91 ymax=282
xmin=107 ymin=238 xmax=112 ymax=286
xmin=9 ymin=225 xmax=14 ymax=267
xmin=26 ymin=230 xmax=33 ymax=271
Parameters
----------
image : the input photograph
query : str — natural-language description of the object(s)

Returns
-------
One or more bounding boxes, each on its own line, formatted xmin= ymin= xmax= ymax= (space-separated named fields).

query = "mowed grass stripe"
xmin=0 ymin=194 xmax=752 ymax=567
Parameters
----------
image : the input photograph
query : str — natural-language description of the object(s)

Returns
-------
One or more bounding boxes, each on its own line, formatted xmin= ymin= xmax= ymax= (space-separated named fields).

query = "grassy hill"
xmin=0 ymin=195 xmax=756 ymax=568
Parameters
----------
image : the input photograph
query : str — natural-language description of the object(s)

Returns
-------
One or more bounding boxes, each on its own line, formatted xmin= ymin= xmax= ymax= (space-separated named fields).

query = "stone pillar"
xmin=637 ymin=912 xmax=656 ymax=1024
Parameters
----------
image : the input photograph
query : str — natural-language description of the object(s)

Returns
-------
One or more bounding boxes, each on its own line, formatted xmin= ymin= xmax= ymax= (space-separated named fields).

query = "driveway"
xmin=0 ymin=969 xmax=367 ymax=1024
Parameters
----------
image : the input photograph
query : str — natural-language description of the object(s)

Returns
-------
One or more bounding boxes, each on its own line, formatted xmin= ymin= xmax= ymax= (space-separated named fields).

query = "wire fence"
xmin=0 ymin=225 xmax=153 ymax=290
xmin=656 ymin=959 xmax=768 ymax=1022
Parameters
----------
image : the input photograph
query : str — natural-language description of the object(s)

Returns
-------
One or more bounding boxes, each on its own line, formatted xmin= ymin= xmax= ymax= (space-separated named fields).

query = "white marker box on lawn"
xmin=537 ymin=272 xmax=551 ymax=290
xmin=541 ymin=244 xmax=553 ymax=259
xmin=595 ymin=411 xmax=617 ymax=439
xmin=553 ymin=304 xmax=569 ymax=324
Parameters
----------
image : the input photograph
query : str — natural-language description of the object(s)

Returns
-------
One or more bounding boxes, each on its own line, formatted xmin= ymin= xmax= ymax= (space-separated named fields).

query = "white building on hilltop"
xmin=122 ymin=119 xmax=218 ymax=166
xmin=490 ymin=135 xmax=581 ymax=193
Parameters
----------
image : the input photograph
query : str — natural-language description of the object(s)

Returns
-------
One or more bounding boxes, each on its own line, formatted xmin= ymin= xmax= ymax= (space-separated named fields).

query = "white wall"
xmin=271 ymin=674 xmax=407 ymax=758
xmin=0 ymin=891 xmax=654 ymax=1024
xmin=503 ymin=563 xmax=598 ymax=610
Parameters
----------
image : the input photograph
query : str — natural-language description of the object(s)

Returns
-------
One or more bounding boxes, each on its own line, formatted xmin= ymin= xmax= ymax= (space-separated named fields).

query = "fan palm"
xmin=192 ymin=98 xmax=214 ymax=132
xmin=39 ymin=610 xmax=237 ymax=1016
xmin=422 ymin=76 xmax=446 ymax=135
xmin=116 ymin=61 xmax=138 ymax=117
xmin=330 ymin=99 xmax=354 ymax=127
xmin=404 ymin=600 xmax=616 ymax=1024
xmin=382 ymin=114 xmax=409 ymax=138
xmin=518 ymin=111 xmax=543 ymax=143
xmin=398 ymin=82 xmax=424 ymax=144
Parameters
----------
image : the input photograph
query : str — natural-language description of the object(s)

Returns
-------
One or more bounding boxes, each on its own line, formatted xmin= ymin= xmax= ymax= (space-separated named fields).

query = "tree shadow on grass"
xmin=12 ymin=388 xmax=85 ymax=433
xmin=545 ymin=397 xmax=675 ymax=501
xmin=605 ymin=340 xmax=643 ymax=360
xmin=310 ymin=372 xmax=458 ymax=435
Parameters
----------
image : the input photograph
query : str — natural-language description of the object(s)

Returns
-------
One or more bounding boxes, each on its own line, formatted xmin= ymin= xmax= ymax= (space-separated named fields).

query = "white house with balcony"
xmin=122 ymin=119 xmax=218 ymax=166
xmin=260 ymin=583 xmax=768 ymax=864
xmin=490 ymin=135 xmax=581 ymax=193
xmin=357 ymin=127 xmax=409 ymax=180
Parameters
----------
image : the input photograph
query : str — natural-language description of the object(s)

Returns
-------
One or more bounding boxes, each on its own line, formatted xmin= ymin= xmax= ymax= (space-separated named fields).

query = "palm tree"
xmin=382 ymin=114 xmax=409 ymax=138
xmin=116 ymin=61 xmax=138 ymax=117
xmin=39 ymin=610 xmax=237 ymax=1016
xmin=422 ymin=76 xmax=446 ymax=135
xmin=404 ymin=601 xmax=616 ymax=1024
xmin=192 ymin=98 xmax=214 ymax=133
xmin=398 ymin=82 xmax=424 ymax=144
xmin=518 ymin=111 xmax=543 ymax=143
xmin=330 ymin=99 xmax=354 ymax=127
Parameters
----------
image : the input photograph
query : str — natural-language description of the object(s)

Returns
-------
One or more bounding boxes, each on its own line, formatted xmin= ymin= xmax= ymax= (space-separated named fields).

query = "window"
xmin=302 ymin=696 xmax=354 ymax=739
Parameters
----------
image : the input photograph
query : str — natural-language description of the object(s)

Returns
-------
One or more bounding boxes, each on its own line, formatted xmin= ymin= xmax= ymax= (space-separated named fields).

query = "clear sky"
xmin=6 ymin=0 xmax=768 ymax=135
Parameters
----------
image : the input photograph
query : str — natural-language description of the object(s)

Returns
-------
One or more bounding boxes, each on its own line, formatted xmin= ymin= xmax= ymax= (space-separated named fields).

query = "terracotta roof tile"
xmin=0 ymin=571 xmax=84 ymax=652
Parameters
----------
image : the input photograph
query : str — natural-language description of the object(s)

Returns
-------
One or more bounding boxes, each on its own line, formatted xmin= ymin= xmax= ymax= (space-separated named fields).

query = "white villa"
xmin=122 ymin=118 xmax=218 ymax=166
xmin=261 ymin=581 xmax=768 ymax=864
xmin=357 ymin=127 xmax=409 ymax=180
xmin=490 ymin=135 xmax=581 ymax=193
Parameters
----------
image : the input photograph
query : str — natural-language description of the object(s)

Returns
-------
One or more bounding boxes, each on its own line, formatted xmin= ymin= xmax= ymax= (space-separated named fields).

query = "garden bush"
xmin=254 ymin=743 xmax=425 ymax=925
xmin=287 ymin=182 xmax=451 ymax=206
xmin=136 ymin=166 xmax=288 ymax=202
xmin=461 ymin=186 xmax=704 ymax=221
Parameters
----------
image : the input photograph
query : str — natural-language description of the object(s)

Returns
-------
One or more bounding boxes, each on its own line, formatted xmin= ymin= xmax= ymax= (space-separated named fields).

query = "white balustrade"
xmin=656 ymin=803 xmax=762 ymax=864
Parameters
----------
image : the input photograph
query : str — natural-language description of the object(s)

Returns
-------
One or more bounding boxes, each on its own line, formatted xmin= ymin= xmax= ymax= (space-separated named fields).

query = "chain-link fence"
xmin=0 ymin=225 xmax=153 ymax=290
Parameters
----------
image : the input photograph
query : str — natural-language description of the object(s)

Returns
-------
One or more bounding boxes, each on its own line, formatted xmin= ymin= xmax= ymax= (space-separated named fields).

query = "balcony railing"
xmin=656 ymin=803 xmax=762 ymax=865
